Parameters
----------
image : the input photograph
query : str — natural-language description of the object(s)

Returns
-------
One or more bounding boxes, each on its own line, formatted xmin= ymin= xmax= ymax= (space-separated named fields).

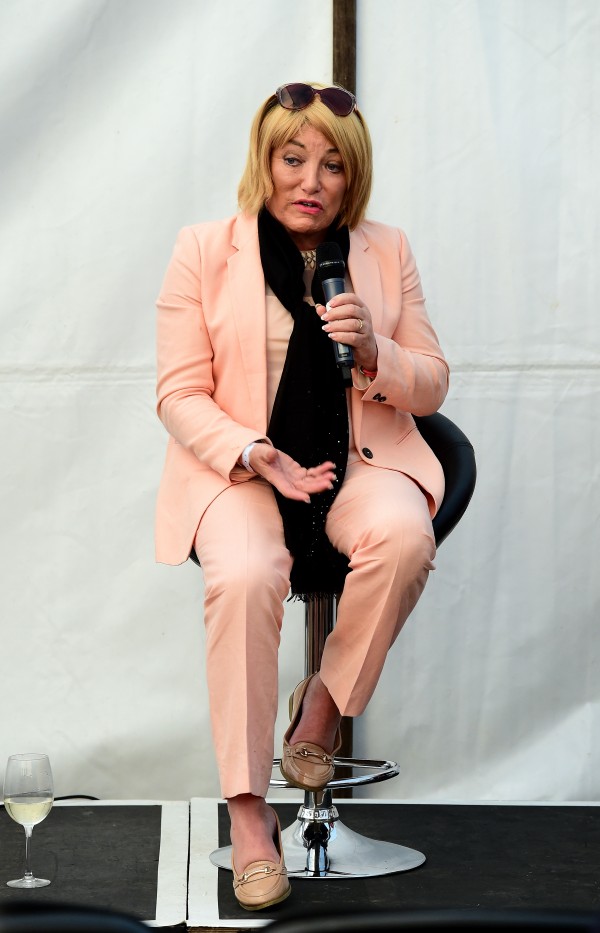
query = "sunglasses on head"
xmin=276 ymin=83 xmax=357 ymax=117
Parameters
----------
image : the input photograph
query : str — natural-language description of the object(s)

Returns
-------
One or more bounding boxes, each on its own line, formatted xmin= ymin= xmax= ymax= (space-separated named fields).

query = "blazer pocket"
xmin=393 ymin=425 xmax=418 ymax=446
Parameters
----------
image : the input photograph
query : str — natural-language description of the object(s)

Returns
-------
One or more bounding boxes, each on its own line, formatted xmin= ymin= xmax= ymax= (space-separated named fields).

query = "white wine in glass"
xmin=3 ymin=753 xmax=54 ymax=888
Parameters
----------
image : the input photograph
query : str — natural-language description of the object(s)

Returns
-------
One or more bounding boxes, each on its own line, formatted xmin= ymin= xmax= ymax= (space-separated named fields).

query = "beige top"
xmin=265 ymin=267 xmax=371 ymax=466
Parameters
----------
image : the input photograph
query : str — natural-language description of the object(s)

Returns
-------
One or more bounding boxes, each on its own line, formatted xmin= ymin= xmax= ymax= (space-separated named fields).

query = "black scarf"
xmin=258 ymin=207 xmax=351 ymax=599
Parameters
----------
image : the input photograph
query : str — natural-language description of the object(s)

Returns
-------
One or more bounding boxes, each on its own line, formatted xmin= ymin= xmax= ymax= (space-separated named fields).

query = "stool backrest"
xmin=414 ymin=413 xmax=476 ymax=547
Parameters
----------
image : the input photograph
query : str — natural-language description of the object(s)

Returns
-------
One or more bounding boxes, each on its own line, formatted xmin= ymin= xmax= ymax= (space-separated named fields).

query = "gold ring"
xmin=357 ymin=318 xmax=364 ymax=332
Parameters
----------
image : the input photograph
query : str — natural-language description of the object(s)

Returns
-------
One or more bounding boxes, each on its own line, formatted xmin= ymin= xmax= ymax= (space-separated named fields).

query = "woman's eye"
xmin=284 ymin=156 xmax=301 ymax=166
xmin=326 ymin=162 xmax=343 ymax=173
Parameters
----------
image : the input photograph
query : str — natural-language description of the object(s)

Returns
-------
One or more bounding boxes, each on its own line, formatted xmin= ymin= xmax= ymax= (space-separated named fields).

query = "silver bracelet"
xmin=241 ymin=442 xmax=257 ymax=473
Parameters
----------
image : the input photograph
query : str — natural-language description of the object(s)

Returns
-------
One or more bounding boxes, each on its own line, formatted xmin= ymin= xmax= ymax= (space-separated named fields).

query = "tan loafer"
xmin=280 ymin=674 xmax=342 ymax=792
xmin=232 ymin=812 xmax=291 ymax=911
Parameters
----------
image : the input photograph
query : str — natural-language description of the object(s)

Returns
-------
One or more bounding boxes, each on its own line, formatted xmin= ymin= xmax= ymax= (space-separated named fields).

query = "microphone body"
xmin=316 ymin=243 xmax=354 ymax=381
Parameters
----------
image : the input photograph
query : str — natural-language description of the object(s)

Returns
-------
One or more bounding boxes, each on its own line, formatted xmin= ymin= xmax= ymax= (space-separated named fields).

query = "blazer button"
xmin=362 ymin=447 xmax=374 ymax=459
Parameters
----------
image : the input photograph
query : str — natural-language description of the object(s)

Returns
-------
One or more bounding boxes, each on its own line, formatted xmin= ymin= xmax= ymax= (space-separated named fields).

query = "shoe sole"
xmin=237 ymin=883 xmax=292 ymax=911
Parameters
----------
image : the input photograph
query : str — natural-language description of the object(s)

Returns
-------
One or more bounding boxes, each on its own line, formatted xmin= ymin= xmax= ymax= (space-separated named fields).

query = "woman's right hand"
xmin=248 ymin=444 xmax=336 ymax=503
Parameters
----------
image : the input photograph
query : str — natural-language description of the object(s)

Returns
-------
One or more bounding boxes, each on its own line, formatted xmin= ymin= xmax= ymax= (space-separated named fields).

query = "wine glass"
xmin=3 ymin=752 xmax=54 ymax=888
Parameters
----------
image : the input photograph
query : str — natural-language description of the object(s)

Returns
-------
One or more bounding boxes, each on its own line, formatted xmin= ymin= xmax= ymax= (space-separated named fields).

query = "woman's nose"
xmin=301 ymin=163 xmax=322 ymax=193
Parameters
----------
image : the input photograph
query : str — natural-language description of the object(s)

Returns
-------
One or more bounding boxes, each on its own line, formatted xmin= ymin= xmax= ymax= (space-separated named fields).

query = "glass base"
xmin=7 ymin=876 xmax=51 ymax=888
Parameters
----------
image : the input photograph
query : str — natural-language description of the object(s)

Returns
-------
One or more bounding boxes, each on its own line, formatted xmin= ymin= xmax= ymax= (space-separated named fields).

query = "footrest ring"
xmin=269 ymin=755 xmax=399 ymax=790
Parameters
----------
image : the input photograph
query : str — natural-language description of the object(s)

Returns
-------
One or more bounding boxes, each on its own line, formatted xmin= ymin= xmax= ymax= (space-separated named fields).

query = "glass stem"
xmin=23 ymin=825 xmax=34 ymax=880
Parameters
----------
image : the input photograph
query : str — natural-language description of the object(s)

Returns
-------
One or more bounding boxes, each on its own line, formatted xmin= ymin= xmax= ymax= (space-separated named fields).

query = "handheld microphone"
xmin=316 ymin=242 xmax=354 ymax=383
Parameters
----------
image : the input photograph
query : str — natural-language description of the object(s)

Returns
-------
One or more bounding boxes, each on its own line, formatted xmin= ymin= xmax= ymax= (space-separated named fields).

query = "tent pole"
xmin=330 ymin=0 xmax=357 ymax=796
xmin=333 ymin=0 xmax=356 ymax=94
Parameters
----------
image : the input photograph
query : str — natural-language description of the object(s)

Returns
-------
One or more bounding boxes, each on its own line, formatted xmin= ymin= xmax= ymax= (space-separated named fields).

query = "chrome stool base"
xmin=210 ymin=761 xmax=426 ymax=879
xmin=280 ymin=793 xmax=425 ymax=878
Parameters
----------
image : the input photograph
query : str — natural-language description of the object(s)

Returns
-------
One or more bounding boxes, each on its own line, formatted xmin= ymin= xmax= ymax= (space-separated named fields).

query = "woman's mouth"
xmin=294 ymin=200 xmax=323 ymax=214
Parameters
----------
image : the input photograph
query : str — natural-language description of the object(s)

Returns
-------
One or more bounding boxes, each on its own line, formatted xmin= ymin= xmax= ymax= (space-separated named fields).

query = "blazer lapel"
xmin=347 ymin=225 xmax=383 ymax=443
xmin=347 ymin=225 xmax=383 ymax=333
xmin=228 ymin=214 xmax=268 ymax=432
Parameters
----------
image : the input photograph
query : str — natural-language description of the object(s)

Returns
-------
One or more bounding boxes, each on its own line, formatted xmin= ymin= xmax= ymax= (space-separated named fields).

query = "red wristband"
xmin=359 ymin=366 xmax=378 ymax=379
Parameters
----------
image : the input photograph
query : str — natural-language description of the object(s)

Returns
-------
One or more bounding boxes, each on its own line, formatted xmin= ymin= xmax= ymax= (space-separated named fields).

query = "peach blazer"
xmin=156 ymin=212 xmax=449 ymax=565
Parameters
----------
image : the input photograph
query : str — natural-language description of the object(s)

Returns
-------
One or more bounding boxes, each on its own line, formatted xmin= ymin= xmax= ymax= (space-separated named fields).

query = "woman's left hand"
xmin=317 ymin=294 xmax=378 ymax=373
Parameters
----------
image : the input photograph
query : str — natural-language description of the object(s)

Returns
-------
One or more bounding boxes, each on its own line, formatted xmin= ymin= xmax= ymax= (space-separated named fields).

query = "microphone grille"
xmin=316 ymin=241 xmax=345 ymax=279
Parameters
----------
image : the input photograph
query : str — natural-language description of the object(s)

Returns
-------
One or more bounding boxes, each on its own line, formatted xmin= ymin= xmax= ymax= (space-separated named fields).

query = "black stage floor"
xmin=2 ymin=799 xmax=599 ymax=928
xmin=215 ymin=802 xmax=600 ymax=924
xmin=0 ymin=804 xmax=162 ymax=921
xmin=0 ymin=800 xmax=191 ymax=928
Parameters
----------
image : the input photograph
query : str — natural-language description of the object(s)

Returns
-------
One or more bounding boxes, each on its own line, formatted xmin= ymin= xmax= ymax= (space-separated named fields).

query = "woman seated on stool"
xmin=155 ymin=82 xmax=449 ymax=910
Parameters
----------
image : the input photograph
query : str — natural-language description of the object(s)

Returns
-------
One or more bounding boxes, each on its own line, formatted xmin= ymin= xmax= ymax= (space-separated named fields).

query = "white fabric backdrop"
xmin=0 ymin=0 xmax=598 ymax=803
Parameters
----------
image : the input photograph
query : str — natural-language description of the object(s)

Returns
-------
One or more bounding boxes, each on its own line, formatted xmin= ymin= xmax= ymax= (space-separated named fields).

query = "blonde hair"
xmin=238 ymin=85 xmax=372 ymax=230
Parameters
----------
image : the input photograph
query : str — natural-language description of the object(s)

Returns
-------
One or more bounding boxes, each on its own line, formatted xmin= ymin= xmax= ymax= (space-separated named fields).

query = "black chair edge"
xmin=264 ymin=905 xmax=600 ymax=932
xmin=0 ymin=900 xmax=150 ymax=933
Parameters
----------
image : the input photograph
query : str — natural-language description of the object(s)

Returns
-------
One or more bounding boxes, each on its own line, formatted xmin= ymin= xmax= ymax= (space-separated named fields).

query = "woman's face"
xmin=267 ymin=124 xmax=347 ymax=250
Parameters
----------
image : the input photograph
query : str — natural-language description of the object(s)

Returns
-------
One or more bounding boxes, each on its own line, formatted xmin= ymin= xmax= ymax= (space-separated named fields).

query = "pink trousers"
xmin=193 ymin=458 xmax=436 ymax=799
